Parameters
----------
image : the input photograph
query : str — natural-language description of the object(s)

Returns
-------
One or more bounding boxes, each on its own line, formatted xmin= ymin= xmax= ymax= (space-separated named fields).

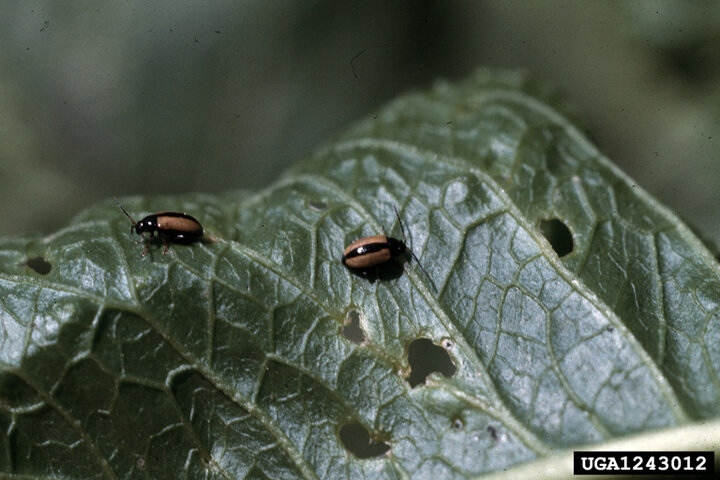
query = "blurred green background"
xmin=2 ymin=1 xmax=719 ymax=241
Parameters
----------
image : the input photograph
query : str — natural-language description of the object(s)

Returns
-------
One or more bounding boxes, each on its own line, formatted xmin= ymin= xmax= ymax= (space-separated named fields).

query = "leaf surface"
xmin=1 ymin=71 xmax=718 ymax=479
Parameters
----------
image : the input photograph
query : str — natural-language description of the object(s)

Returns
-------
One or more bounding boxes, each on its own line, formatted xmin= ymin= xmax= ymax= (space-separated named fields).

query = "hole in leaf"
xmin=339 ymin=422 xmax=390 ymax=459
xmin=199 ymin=451 xmax=212 ymax=468
xmin=342 ymin=309 xmax=366 ymax=344
xmin=538 ymin=218 xmax=573 ymax=257
xmin=169 ymin=369 xmax=198 ymax=398
xmin=24 ymin=255 xmax=52 ymax=274
xmin=406 ymin=338 xmax=456 ymax=387
xmin=307 ymin=200 xmax=328 ymax=211
xmin=451 ymin=417 xmax=464 ymax=430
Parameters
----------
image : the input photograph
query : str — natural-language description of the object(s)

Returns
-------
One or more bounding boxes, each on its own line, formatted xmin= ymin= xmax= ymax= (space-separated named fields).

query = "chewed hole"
xmin=538 ymin=218 xmax=574 ymax=257
xmin=24 ymin=256 xmax=52 ymax=275
xmin=406 ymin=338 xmax=456 ymax=387
xmin=307 ymin=200 xmax=328 ymax=211
xmin=339 ymin=422 xmax=390 ymax=459
xmin=199 ymin=451 xmax=212 ymax=467
xmin=342 ymin=309 xmax=366 ymax=344
xmin=451 ymin=417 xmax=464 ymax=430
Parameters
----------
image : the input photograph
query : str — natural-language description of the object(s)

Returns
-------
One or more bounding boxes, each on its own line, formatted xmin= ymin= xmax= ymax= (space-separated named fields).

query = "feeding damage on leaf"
xmin=23 ymin=255 xmax=52 ymax=274
xmin=338 ymin=422 xmax=391 ymax=459
xmin=341 ymin=308 xmax=366 ymax=344
xmin=405 ymin=338 xmax=457 ymax=388
xmin=538 ymin=217 xmax=574 ymax=257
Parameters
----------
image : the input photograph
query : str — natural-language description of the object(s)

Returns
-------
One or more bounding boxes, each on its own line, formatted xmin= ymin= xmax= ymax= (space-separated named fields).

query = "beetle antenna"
xmin=393 ymin=205 xmax=407 ymax=244
xmin=408 ymin=249 xmax=434 ymax=290
xmin=393 ymin=205 xmax=435 ymax=291
xmin=113 ymin=197 xmax=137 ymax=227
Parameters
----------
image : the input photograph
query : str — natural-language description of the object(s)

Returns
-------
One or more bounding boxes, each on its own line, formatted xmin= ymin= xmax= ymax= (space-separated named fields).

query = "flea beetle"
xmin=342 ymin=206 xmax=431 ymax=285
xmin=114 ymin=197 xmax=203 ymax=256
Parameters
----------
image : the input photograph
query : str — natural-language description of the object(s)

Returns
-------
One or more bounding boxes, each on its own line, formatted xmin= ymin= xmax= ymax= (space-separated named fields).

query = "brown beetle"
xmin=114 ymin=197 xmax=203 ymax=256
xmin=342 ymin=206 xmax=430 ymax=284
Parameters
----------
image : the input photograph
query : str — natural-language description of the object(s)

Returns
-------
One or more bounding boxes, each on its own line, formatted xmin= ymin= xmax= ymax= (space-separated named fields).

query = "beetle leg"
xmin=162 ymin=238 xmax=170 ymax=255
xmin=141 ymin=240 xmax=150 ymax=258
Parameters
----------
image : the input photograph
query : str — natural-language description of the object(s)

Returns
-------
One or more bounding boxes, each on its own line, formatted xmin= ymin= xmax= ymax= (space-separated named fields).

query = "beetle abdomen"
xmin=342 ymin=235 xmax=392 ymax=269
xmin=155 ymin=212 xmax=203 ymax=239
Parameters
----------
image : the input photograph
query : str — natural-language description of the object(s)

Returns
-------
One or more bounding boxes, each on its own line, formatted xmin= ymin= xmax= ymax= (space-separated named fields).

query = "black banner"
xmin=573 ymin=451 xmax=714 ymax=475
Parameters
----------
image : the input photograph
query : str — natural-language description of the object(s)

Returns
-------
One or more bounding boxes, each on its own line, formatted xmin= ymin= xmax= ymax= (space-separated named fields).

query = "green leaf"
xmin=1 ymin=70 xmax=719 ymax=479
